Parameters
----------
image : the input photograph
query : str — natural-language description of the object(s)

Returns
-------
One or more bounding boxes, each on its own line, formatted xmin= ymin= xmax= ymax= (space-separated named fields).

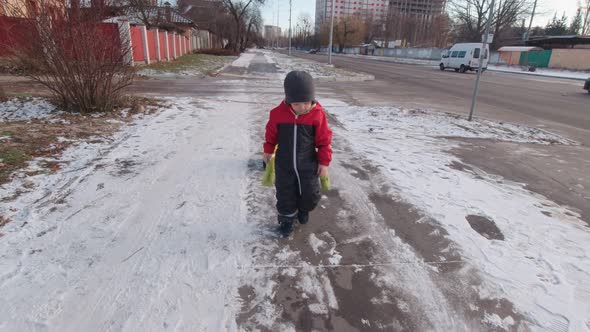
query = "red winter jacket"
xmin=264 ymin=101 xmax=333 ymax=167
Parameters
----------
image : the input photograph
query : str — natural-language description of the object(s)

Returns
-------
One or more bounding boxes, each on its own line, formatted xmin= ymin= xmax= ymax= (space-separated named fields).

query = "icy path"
xmin=0 ymin=98 xmax=258 ymax=330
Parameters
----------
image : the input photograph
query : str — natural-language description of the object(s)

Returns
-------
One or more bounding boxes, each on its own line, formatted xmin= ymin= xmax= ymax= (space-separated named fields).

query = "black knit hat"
xmin=284 ymin=71 xmax=315 ymax=104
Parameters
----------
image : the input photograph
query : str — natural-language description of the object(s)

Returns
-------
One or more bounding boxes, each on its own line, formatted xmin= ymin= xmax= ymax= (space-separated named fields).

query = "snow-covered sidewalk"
xmin=487 ymin=64 xmax=590 ymax=81
xmin=225 ymin=49 xmax=375 ymax=82
xmin=329 ymin=52 xmax=439 ymax=67
xmin=0 ymin=97 xmax=262 ymax=330
xmin=329 ymin=104 xmax=589 ymax=330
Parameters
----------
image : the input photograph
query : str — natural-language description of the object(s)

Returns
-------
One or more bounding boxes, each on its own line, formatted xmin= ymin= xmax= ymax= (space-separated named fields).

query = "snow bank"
xmin=342 ymin=106 xmax=577 ymax=145
xmin=136 ymin=68 xmax=207 ymax=77
xmin=488 ymin=65 xmax=590 ymax=81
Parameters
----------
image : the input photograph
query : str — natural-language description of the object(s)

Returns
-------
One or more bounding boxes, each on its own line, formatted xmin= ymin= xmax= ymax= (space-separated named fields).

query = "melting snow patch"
xmin=483 ymin=313 xmax=515 ymax=330
xmin=330 ymin=101 xmax=590 ymax=330
xmin=308 ymin=303 xmax=328 ymax=315
xmin=259 ymin=50 xmax=374 ymax=81
xmin=338 ymin=106 xmax=576 ymax=145
xmin=0 ymin=98 xmax=60 ymax=122
xmin=328 ymin=253 xmax=342 ymax=265
xmin=231 ymin=53 xmax=256 ymax=68
xmin=309 ymin=233 xmax=325 ymax=255
xmin=488 ymin=65 xmax=590 ymax=80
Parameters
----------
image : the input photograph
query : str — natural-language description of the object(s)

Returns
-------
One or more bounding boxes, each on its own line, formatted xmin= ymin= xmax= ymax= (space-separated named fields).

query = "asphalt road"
xmin=288 ymin=51 xmax=590 ymax=144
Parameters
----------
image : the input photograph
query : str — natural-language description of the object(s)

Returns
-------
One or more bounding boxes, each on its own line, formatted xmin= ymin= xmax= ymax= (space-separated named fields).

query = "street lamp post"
xmin=288 ymin=0 xmax=292 ymax=55
xmin=328 ymin=0 xmax=335 ymax=64
xmin=468 ymin=0 xmax=495 ymax=121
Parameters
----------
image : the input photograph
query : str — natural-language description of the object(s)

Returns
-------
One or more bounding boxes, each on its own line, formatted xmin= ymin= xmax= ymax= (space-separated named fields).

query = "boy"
xmin=263 ymin=71 xmax=333 ymax=237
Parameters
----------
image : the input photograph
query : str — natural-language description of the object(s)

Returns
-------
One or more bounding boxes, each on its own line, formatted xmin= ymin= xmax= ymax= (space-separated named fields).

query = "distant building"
xmin=315 ymin=0 xmax=388 ymax=32
xmin=315 ymin=0 xmax=445 ymax=34
xmin=264 ymin=25 xmax=281 ymax=46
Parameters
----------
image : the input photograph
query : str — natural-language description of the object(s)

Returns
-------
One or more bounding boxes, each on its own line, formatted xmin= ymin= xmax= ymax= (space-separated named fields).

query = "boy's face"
xmin=290 ymin=102 xmax=313 ymax=115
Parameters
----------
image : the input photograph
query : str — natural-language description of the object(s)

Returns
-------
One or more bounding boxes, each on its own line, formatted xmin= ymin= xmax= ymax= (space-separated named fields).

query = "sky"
xmin=259 ymin=0 xmax=581 ymax=33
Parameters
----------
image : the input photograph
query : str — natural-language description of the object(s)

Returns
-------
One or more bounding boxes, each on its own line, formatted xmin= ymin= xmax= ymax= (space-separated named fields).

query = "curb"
xmin=315 ymin=74 xmax=375 ymax=82
xmin=210 ymin=62 xmax=234 ymax=77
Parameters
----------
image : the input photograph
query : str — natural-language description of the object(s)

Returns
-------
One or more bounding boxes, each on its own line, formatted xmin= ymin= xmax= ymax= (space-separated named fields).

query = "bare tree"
xmin=431 ymin=14 xmax=452 ymax=47
xmin=3 ymin=0 xmax=135 ymax=113
xmin=296 ymin=13 xmax=313 ymax=47
xmin=220 ymin=0 xmax=265 ymax=52
xmin=321 ymin=15 xmax=365 ymax=53
xmin=126 ymin=0 xmax=166 ymax=28
xmin=178 ymin=0 xmax=235 ymax=48
xmin=451 ymin=0 xmax=532 ymax=47
xmin=362 ymin=13 xmax=383 ymax=44
xmin=582 ymin=0 xmax=590 ymax=35
xmin=243 ymin=5 xmax=262 ymax=49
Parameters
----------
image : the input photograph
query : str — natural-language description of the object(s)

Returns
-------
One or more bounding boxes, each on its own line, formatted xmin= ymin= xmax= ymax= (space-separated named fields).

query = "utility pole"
xmin=270 ymin=0 xmax=275 ymax=48
xmin=288 ymin=0 xmax=292 ymax=55
xmin=525 ymin=0 xmax=538 ymax=42
xmin=276 ymin=0 xmax=280 ymax=48
xmin=328 ymin=0 xmax=335 ymax=64
xmin=468 ymin=0 xmax=495 ymax=121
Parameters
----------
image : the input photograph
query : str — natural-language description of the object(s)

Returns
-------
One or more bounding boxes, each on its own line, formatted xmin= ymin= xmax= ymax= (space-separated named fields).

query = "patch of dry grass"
xmin=0 ymin=96 xmax=160 ymax=186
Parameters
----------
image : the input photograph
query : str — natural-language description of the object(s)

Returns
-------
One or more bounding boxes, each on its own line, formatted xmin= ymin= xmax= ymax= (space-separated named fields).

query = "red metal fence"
xmin=1 ymin=16 xmax=195 ymax=64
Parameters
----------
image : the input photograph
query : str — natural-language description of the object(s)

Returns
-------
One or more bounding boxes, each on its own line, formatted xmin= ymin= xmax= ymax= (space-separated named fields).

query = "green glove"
xmin=262 ymin=158 xmax=275 ymax=187
xmin=320 ymin=175 xmax=330 ymax=192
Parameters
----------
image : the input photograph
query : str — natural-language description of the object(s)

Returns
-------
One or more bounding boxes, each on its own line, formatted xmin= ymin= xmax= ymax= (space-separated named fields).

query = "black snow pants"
xmin=275 ymin=163 xmax=321 ymax=216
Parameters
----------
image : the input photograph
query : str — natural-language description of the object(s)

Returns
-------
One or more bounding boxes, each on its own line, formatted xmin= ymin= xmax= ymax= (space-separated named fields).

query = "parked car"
xmin=308 ymin=49 xmax=318 ymax=54
xmin=440 ymin=43 xmax=489 ymax=73
xmin=585 ymin=78 xmax=590 ymax=94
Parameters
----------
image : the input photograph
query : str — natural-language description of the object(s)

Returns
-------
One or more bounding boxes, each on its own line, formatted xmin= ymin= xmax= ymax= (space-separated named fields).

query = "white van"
xmin=440 ymin=43 xmax=489 ymax=73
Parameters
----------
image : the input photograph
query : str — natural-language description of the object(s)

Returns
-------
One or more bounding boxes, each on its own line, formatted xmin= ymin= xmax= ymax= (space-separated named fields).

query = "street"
xmin=289 ymin=51 xmax=590 ymax=145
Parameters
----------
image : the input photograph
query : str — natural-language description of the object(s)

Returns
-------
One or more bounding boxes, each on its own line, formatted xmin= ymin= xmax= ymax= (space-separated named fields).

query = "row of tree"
xmin=452 ymin=0 xmax=590 ymax=48
xmin=544 ymin=9 xmax=590 ymax=36
xmin=276 ymin=0 xmax=590 ymax=51
xmin=177 ymin=0 xmax=264 ymax=52
xmin=119 ymin=0 xmax=590 ymax=52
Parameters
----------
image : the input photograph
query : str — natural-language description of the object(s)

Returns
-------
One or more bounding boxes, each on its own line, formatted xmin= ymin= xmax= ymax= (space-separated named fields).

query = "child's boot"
xmin=298 ymin=211 xmax=309 ymax=224
xmin=278 ymin=215 xmax=295 ymax=237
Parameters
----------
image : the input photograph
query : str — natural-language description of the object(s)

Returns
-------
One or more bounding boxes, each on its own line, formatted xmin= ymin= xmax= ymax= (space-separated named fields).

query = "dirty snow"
xmin=0 ymin=98 xmax=60 ymax=122
xmin=136 ymin=68 xmax=207 ymax=78
xmin=329 ymin=101 xmax=590 ymax=331
xmin=263 ymin=51 xmax=374 ymax=81
xmin=224 ymin=49 xmax=373 ymax=82
xmin=488 ymin=64 xmax=590 ymax=81
xmin=135 ymin=54 xmax=236 ymax=78
xmin=337 ymin=52 xmax=438 ymax=66
xmin=230 ymin=52 xmax=257 ymax=68
xmin=349 ymin=106 xmax=577 ymax=145
xmin=308 ymin=233 xmax=325 ymax=255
